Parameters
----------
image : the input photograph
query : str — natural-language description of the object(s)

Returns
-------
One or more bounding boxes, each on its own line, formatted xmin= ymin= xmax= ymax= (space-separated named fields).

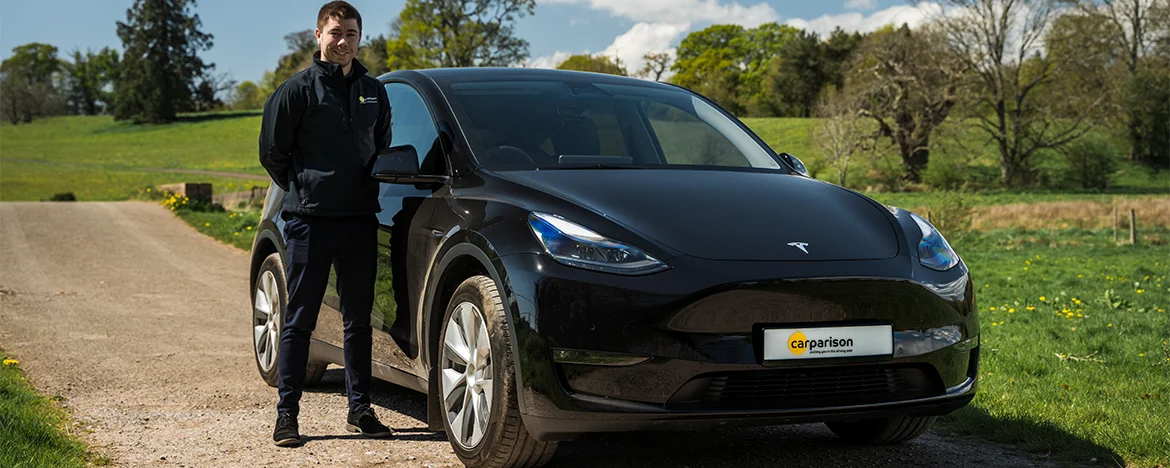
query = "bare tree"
xmin=814 ymin=91 xmax=872 ymax=187
xmin=848 ymin=24 xmax=967 ymax=182
xmin=939 ymin=0 xmax=1110 ymax=185
xmin=637 ymin=52 xmax=672 ymax=81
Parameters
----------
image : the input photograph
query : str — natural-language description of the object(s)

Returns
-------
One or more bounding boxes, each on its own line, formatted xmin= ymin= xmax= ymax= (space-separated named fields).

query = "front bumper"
xmin=524 ymin=373 xmax=976 ymax=441
xmin=497 ymin=252 xmax=979 ymax=440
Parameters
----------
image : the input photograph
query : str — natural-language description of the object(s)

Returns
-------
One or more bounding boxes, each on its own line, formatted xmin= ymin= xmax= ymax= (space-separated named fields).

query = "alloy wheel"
xmin=253 ymin=270 xmax=280 ymax=373
xmin=441 ymin=301 xmax=495 ymax=450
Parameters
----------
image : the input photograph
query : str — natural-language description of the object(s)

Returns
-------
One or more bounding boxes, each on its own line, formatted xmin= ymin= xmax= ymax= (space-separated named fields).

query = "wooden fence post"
xmin=1130 ymin=209 xmax=1137 ymax=246
xmin=1113 ymin=206 xmax=1119 ymax=243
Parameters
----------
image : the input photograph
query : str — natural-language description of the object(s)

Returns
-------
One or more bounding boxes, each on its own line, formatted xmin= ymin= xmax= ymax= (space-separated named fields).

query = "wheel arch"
xmin=421 ymin=231 xmax=529 ymax=430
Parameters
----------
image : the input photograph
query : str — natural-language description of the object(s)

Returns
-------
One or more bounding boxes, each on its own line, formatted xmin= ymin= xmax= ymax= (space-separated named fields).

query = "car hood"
xmin=493 ymin=169 xmax=901 ymax=261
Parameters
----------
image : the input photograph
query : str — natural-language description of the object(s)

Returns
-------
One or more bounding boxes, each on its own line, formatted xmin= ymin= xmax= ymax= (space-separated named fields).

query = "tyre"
xmin=438 ymin=276 xmax=557 ymax=468
xmin=252 ymin=252 xmax=327 ymax=388
xmin=825 ymin=415 xmax=936 ymax=444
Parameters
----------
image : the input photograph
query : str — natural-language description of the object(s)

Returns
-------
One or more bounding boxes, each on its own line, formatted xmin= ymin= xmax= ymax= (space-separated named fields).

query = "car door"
xmin=368 ymin=81 xmax=449 ymax=376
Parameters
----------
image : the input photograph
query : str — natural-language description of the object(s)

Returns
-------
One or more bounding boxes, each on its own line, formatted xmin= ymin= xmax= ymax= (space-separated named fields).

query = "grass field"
xmin=0 ymin=351 xmax=106 ymax=467
xmin=3 ymin=114 xmax=1165 ymax=202
xmin=938 ymin=233 xmax=1170 ymax=467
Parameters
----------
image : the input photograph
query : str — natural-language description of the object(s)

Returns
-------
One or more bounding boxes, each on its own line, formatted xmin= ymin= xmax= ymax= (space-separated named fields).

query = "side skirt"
xmin=308 ymin=339 xmax=429 ymax=394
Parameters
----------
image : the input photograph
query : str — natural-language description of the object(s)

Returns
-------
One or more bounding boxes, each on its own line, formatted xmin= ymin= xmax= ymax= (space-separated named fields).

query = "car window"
xmin=384 ymin=83 xmax=442 ymax=173
xmin=642 ymin=101 xmax=750 ymax=167
xmin=442 ymin=80 xmax=780 ymax=171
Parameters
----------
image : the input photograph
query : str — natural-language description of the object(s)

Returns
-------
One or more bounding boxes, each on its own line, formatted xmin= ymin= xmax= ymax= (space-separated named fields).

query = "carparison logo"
xmin=788 ymin=331 xmax=855 ymax=355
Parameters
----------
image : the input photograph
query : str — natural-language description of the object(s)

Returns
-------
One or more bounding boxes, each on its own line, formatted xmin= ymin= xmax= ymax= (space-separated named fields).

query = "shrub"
xmin=924 ymin=190 xmax=974 ymax=238
xmin=1058 ymin=135 xmax=1123 ymax=190
xmin=47 ymin=192 xmax=76 ymax=201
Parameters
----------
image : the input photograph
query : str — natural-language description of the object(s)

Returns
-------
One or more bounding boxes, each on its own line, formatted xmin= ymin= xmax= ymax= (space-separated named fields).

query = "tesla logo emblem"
xmin=787 ymin=242 xmax=810 ymax=254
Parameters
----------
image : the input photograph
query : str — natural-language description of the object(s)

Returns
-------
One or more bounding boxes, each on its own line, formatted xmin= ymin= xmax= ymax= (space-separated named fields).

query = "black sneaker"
xmin=273 ymin=413 xmax=301 ymax=447
xmin=346 ymin=407 xmax=394 ymax=438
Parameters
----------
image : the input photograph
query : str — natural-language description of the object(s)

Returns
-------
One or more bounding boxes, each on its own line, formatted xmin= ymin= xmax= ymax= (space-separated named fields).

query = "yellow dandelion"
xmin=1139 ymin=353 xmax=1146 ymax=357
xmin=1008 ymin=308 xmax=1015 ymax=313
xmin=2 ymin=359 xmax=17 ymax=366
xmin=989 ymin=306 xmax=996 ymax=311
xmin=991 ymin=322 xmax=998 ymax=327
xmin=1040 ymin=296 xmax=1047 ymax=302
xmin=1107 ymin=323 xmax=1113 ymax=327
xmin=1137 ymin=289 xmax=1145 ymax=294
xmin=204 ymin=223 xmax=210 ymax=227
xmin=234 ymin=232 xmax=240 ymax=236
xmin=1026 ymin=306 xmax=1035 ymax=311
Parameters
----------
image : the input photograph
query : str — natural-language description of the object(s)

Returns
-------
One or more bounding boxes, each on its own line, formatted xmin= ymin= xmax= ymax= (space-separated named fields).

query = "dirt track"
xmin=0 ymin=201 xmax=1062 ymax=467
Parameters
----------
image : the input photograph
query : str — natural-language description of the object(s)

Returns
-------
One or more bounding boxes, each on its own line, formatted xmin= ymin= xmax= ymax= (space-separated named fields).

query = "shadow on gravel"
xmin=938 ymin=406 xmax=1124 ymax=467
xmin=305 ymin=369 xmax=1071 ymax=467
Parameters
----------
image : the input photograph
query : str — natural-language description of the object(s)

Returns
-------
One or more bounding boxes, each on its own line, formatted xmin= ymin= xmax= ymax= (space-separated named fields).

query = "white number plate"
xmin=763 ymin=324 xmax=893 ymax=360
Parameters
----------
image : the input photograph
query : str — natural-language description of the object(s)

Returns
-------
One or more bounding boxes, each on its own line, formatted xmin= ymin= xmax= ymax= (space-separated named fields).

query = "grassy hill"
xmin=0 ymin=113 xmax=1164 ymax=202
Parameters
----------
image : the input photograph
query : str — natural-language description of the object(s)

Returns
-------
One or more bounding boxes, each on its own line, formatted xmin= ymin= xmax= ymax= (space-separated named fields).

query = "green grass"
xmin=0 ymin=160 xmax=262 ymax=202
xmin=0 ymin=351 xmax=108 ymax=467
xmin=0 ymin=113 xmax=268 ymax=202
xmin=175 ymin=209 xmax=263 ymax=251
xmin=936 ymin=236 xmax=1170 ymax=467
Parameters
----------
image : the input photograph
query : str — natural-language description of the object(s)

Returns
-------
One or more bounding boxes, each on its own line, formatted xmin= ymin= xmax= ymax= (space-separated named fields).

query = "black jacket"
xmin=259 ymin=51 xmax=391 ymax=217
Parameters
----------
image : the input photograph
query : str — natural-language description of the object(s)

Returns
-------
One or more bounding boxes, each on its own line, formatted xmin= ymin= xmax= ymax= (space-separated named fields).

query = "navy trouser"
xmin=277 ymin=213 xmax=378 ymax=418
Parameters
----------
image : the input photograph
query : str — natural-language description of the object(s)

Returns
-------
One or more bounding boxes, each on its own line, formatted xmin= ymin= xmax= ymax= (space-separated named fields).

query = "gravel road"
xmin=0 ymin=201 xmax=1061 ymax=467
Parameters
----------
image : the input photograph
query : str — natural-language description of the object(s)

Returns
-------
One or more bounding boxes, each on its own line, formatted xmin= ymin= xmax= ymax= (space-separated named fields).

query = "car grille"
xmin=667 ymin=364 xmax=942 ymax=411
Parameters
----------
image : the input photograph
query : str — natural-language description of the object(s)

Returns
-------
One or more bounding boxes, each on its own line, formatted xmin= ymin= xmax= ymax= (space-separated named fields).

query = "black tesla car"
xmin=249 ymin=67 xmax=978 ymax=467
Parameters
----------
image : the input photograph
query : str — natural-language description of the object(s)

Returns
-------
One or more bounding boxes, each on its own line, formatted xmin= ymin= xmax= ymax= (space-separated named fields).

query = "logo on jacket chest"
xmin=358 ymin=95 xmax=378 ymax=105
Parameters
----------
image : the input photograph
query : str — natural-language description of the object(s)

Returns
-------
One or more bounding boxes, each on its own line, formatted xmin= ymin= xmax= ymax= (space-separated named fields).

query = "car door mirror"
xmin=371 ymin=145 xmax=449 ymax=184
xmin=779 ymin=152 xmax=809 ymax=178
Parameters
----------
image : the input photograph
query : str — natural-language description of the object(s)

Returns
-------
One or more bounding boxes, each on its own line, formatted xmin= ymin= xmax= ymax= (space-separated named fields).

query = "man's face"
xmin=316 ymin=16 xmax=360 ymax=66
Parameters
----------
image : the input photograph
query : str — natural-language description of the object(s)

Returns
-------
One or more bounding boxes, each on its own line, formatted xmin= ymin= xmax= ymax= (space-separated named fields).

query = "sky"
xmin=0 ymin=0 xmax=943 ymax=84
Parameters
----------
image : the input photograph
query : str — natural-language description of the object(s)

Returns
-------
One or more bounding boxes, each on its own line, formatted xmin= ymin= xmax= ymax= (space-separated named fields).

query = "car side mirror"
xmin=779 ymin=152 xmax=809 ymax=178
xmin=370 ymin=145 xmax=449 ymax=185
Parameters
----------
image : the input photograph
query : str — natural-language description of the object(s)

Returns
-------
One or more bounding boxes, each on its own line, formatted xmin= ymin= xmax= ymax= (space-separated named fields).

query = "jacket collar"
xmin=311 ymin=50 xmax=368 ymax=86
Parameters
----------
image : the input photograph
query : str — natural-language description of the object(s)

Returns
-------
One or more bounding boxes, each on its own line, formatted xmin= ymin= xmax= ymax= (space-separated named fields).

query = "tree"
xmin=556 ymin=53 xmax=627 ymax=75
xmin=761 ymin=30 xmax=826 ymax=118
xmin=822 ymin=27 xmax=865 ymax=91
xmin=62 ymin=47 xmax=120 ymax=115
xmin=940 ymin=0 xmax=1109 ymax=186
xmin=735 ymin=23 xmax=802 ymax=115
xmin=269 ymin=30 xmax=316 ymax=90
xmin=847 ymin=24 xmax=967 ymax=182
xmin=636 ymin=52 xmax=672 ymax=81
xmin=230 ymin=81 xmax=267 ymax=110
xmin=814 ymin=90 xmax=872 ymax=187
xmin=1077 ymin=0 xmax=1170 ymax=167
xmin=114 ymin=0 xmax=215 ymax=123
xmin=670 ymin=25 xmax=748 ymax=114
xmin=0 ymin=43 xmax=65 ymax=123
xmin=385 ymin=0 xmax=535 ymax=70
xmin=359 ymin=34 xmax=390 ymax=77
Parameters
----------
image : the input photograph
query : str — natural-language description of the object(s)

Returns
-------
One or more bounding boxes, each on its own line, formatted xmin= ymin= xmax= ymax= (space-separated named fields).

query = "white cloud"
xmin=602 ymin=22 xmax=689 ymax=77
xmin=525 ymin=22 xmax=686 ymax=79
xmin=844 ymin=0 xmax=877 ymax=11
xmin=544 ymin=0 xmax=778 ymax=27
xmin=785 ymin=2 xmax=942 ymax=36
xmin=526 ymin=50 xmax=573 ymax=69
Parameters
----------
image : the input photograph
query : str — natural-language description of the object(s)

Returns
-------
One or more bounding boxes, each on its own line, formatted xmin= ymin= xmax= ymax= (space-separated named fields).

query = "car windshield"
xmin=441 ymin=79 xmax=782 ymax=171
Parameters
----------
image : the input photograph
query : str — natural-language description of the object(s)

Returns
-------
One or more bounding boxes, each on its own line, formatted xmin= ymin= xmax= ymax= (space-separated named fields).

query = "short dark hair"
xmin=318 ymin=1 xmax=362 ymax=32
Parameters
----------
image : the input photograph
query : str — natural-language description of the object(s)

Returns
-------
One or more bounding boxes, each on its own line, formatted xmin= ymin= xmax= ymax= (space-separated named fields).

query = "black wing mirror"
xmin=370 ymin=145 xmax=449 ymax=184
xmin=779 ymin=152 xmax=809 ymax=178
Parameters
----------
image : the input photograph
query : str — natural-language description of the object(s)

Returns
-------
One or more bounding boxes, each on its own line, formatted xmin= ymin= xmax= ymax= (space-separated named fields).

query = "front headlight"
xmin=909 ymin=212 xmax=959 ymax=271
xmin=528 ymin=212 xmax=669 ymax=275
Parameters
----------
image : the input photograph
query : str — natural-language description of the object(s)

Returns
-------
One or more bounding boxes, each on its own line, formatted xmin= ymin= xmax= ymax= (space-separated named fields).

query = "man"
xmin=258 ymin=0 xmax=393 ymax=447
